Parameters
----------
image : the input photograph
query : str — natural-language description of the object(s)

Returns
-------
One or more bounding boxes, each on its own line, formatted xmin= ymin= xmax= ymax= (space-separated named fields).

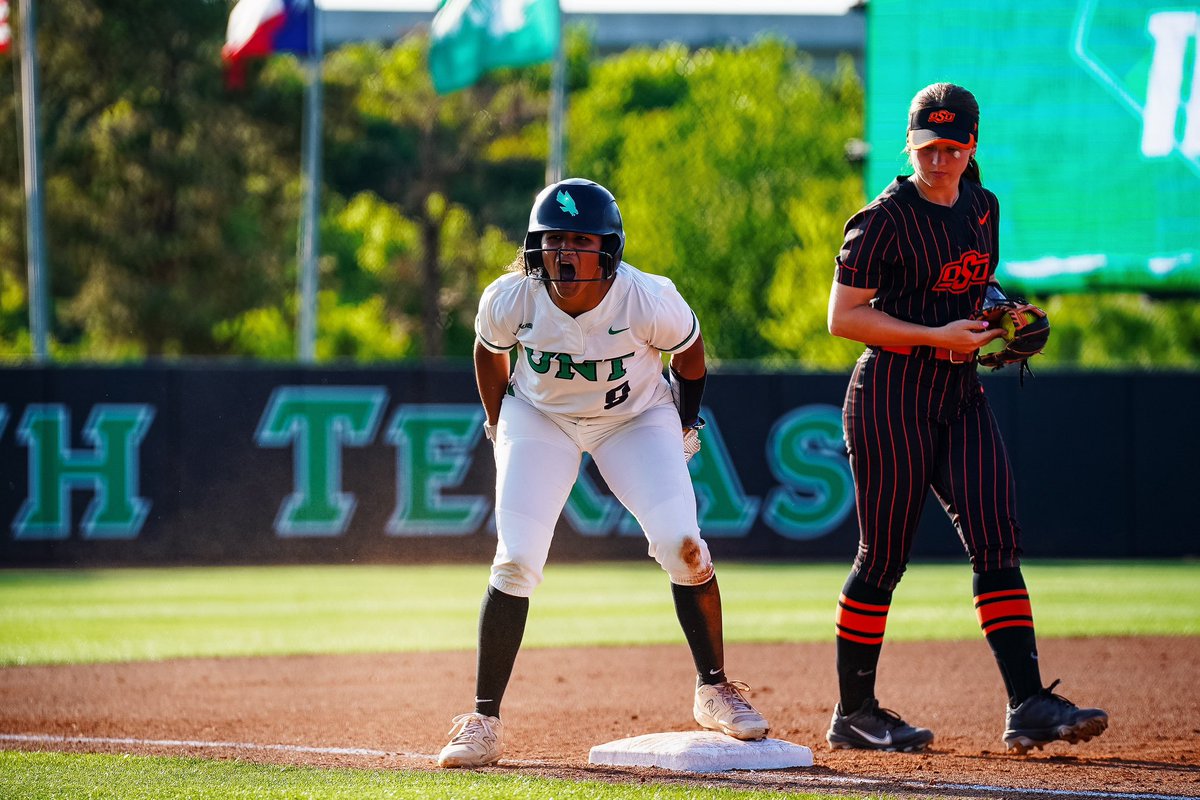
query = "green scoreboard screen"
xmin=865 ymin=0 xmax=1200 ymax=294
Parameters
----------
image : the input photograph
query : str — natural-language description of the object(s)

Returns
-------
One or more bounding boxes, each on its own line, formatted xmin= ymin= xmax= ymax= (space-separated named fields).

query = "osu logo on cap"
xmin=928 ymin=110 xmax=956 ymax=124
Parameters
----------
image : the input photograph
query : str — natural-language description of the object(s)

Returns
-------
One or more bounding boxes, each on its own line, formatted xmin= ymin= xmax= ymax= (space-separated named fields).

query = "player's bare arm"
xmin=669 ymin=335 xmax=706 ymax=381
xmin=473 ymin=340 xmax=510 ymax=427
xmin=828 ymin=281 xmax=1002 ymax=352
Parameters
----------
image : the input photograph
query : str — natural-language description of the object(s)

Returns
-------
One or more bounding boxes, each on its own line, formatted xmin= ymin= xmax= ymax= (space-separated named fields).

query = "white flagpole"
xmin=296 ymin=0 xmax=323 ymax=363
xmin=18 ymin=0 xmax=49 ymax=362
xmin=545 ymin=1 xmax=565 ymax=185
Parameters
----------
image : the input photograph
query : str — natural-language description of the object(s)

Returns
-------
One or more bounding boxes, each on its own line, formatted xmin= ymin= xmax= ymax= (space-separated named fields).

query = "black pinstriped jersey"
xmin=835 ymin=176 xmax=1001 ymax=328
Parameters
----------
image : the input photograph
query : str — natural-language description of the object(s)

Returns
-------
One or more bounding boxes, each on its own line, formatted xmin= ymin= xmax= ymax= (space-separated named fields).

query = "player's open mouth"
xmin=558 ymin=264 xmax=576 ymax=282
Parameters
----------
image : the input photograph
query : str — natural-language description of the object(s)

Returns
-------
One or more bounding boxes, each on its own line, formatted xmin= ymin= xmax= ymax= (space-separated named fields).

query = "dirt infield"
xmin=2 ymin=637 xmax=1198 ymax=799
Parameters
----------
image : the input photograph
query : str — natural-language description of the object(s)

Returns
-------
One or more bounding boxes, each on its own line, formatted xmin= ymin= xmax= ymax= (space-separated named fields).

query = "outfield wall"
xmin=0 ymin=364 xmax=1193 ymax=566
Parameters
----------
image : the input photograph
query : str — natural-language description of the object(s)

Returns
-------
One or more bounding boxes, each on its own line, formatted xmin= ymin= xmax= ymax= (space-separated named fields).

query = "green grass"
xmin=0 ymin=560 xmax=1196 ymax=666
xmin=0 ymin=751 xmax=864 ymax=800
xmin=2 ymin=561 xmax=1196 ymax=800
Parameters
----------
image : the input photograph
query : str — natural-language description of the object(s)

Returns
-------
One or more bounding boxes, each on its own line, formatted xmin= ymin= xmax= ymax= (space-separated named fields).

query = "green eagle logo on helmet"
xmin=556 ymin=190 xmax=579 ymax=216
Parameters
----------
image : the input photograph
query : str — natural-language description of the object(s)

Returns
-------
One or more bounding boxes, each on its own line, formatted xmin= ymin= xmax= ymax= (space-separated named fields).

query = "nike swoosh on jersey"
xmin=849 ymin=725 xmax=892 ymax=746
xmin=978 ymin=210 xmax=990 ymax=226
xmin=608 ymin=326 xmax=630 ymax=335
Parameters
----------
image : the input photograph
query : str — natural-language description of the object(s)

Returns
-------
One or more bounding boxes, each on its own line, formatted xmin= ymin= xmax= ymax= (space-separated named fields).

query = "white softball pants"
xmin=488 ymin=394 xmax=713 ymax=597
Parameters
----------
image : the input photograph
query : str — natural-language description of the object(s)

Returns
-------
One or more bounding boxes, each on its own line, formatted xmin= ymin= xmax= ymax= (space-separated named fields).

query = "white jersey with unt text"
xmin=475 ymin=263 xmax=700 ymax=417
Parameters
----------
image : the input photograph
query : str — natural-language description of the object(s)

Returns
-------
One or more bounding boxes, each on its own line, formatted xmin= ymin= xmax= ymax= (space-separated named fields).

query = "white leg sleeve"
xmin=591 ymin=403 xmax=714 ymax=586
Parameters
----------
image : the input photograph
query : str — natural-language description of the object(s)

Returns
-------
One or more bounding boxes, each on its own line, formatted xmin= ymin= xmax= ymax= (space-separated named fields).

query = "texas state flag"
xmin=223 ymin=0 xmax=314 ymax=87
xmin=0 ymin=0 xmax=11 ymax=56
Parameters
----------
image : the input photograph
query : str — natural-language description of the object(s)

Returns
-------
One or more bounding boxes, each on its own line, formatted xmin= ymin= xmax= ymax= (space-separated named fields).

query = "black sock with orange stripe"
xmin=835 ymin=573 xmax=892 ymax=714
xmin=974 ymin=568 xmax=1043 ymax=706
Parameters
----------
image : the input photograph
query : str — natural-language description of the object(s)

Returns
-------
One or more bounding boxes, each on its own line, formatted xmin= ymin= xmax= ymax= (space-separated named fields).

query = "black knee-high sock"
xmin=473 ymin=585 xmax=529 ymax=718
xmin=671 ymin=576 xmax=726 ymax=685
xmin=835 ymin=572 xmax=893 ymax=714
xmin=974 ymin=567 xmax=1042 ymax=706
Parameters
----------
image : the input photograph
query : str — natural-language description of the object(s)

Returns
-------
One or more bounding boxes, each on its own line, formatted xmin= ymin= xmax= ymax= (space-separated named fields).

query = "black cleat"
xmin=1003 ymin=679 xmax=1108 ymax=754
xmin=826 ymin=698 xmax=934 ymax=752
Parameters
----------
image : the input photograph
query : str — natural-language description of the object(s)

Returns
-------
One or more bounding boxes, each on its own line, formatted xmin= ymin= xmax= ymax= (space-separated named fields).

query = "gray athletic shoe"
xmin=826 ymin=698 xmax=934 ymax=752
xmin=437 ymin=712 xmax=503 ymax=768
xmin=693 ymin=679 xmax=770 ymax=741
xmin=1003 ymin=679 xmax=1108 ymax=754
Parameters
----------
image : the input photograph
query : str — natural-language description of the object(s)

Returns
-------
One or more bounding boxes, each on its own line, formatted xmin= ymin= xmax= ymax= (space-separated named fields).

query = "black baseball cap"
xmin=907 ymin=106 xmax=978 ymax=149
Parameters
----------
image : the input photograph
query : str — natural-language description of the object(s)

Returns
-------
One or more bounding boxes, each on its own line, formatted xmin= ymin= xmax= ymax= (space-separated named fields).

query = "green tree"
xmin=0 ymin=0 xmax=303 ymax=358
xmin=1034 ymin=293 xmax=1200 ymax=369
xmin=569 ymin=40 xmax=863 ymax=363
xmin=317 ymin=38 xmax=546 ymax=358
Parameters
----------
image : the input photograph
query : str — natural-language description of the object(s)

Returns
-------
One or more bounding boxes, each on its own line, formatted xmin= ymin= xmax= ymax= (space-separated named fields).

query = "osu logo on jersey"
xmin=928 ymin=110 xmax=955 ymax=124
xmin=932 ymin=250 xmax=991 ymax=294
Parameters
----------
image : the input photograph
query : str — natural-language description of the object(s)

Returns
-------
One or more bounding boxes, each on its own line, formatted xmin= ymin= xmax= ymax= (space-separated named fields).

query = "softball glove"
xmin=974 ymin=284 xmax=1050 ymax=379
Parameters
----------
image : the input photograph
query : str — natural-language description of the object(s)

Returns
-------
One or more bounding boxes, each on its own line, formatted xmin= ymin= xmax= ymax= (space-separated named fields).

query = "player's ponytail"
xmin=965 ymin=155 xmax=981 ymax=184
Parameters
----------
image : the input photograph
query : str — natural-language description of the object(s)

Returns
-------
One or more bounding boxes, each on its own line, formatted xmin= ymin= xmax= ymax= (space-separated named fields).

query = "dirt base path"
xmin=2 ymin=637 xmax=1198 ymax=799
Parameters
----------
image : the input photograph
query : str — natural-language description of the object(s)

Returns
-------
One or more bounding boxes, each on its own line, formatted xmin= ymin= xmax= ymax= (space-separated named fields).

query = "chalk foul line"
xmin=1 ymin=732 xmax=1193 ymax=800
xmin=0 ymin=732 xmax=436 ymax=762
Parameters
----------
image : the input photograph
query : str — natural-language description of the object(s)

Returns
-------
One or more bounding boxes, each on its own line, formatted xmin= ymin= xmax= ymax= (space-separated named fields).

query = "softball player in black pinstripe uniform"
xmin=824 ymin=83 xmax=1108 ymax=754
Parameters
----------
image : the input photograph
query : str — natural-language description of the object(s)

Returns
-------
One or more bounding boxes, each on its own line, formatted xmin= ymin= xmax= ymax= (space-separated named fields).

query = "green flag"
xmin=429 ymin=0 xmax=560 ymax=95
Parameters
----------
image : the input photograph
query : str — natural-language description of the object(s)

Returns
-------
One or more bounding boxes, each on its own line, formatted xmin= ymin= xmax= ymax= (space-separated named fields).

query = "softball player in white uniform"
xmin=438 ymin=179 xmax=770 ymax=768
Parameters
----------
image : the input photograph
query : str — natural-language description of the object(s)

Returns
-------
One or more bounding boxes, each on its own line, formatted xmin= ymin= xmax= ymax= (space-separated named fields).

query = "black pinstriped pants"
xmin=843 ymin=349 xmax=1023 ymax=591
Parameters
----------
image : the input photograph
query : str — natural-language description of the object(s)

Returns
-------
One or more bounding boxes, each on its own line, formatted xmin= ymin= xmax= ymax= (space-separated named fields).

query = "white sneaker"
xmin=437 ymin=712 xmax=504 ymax=768
xmin=694 ymin=679 xmax=770 ymax=741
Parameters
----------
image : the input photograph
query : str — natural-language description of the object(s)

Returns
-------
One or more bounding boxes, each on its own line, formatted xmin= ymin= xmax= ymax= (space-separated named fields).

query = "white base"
xmin=588 ymin=731 xmax=813 ymax=772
